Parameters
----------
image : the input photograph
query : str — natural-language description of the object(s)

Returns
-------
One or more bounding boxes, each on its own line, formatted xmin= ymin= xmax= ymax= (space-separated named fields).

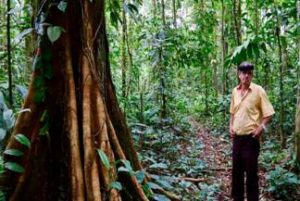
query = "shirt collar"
xmin=237 ymin=82 xmax=253 ymax=91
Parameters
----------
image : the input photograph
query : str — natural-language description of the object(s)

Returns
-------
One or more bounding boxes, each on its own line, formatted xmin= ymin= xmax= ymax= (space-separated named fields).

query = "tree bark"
xmin=172 ymin=0 xmax=176 ymax=28
xmin=295 ymin=0 xmax=300 ymax=169
xmin=221 ymin=0 xmax=226 ymax=95
xmin=233 ymin=0 xmax=241 ymax=45
xmin=121 ymin=0 xmax=128 ymax=113
xmin=296 ymin=95 xmax=300 ymax=169
xmin=7 ymin=0 xmax=12 ymax=106
xmin=161 ymin=0 xmax=166 ymax=27
xmin=275 ymin=3 xmax=286 ymax=148
xmin=152 ymin=0 xmax=157 ymax=17
xmin=0 ymin=1 xmax=148 ymax=200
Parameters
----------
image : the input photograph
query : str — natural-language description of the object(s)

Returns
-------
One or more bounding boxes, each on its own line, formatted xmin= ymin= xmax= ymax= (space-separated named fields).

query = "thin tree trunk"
xmin=160 ymin=0 xmax=166 ymax=120
xmin=296 ymin=95 xmax=300 ymax=170
xmin=161 ymin=0 xmax=166 ymax=27
xmin=172 ymin=0 xmax=176 ymax=28
xmin=221 ymin=0 xmax=226 ymax=95
xmin=152 ymin=0 xmax=157 ymax=17
xmin=253 ymin=0 xmax=260 ymax=35
xmin=121 ymin=0 xmax=128 ymax=113
xmin=233 ymin=0 xmax=241 ymax=45
xmin=275 ymin=4 xmax=286 ymax=148
xmin=7 ymin=0 xmax=13 ymax=106
xmin=125 ymin=15 xmax=133 ymax=110
xmin=295 ymin=0 xmax=300 ymax=169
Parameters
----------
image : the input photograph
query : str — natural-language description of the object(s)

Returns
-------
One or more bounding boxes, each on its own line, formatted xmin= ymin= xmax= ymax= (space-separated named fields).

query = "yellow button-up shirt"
xmin=230 ymin=82 xmax=275 ymax=135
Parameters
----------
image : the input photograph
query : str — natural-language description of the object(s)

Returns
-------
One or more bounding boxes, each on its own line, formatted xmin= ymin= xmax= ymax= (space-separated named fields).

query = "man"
xmin=229 ymin=61 xmax=275 ymax=201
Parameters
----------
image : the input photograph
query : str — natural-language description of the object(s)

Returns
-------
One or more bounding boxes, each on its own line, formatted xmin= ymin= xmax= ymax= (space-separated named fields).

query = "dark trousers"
xmin=231 ymin=135 xmax=260 ymax=201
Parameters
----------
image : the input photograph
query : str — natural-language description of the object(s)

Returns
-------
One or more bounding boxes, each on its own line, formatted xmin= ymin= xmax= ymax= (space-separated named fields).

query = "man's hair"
xmin=238 ymin=61 xmax=254 ymax=71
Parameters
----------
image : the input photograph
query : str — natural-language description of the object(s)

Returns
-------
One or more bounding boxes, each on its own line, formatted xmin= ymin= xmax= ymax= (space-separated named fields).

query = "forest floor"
xmin=191 ymin=118 xmax=275 ymax=201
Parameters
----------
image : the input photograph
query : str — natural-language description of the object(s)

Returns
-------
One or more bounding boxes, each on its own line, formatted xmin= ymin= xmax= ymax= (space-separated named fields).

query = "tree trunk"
xmin=296 ymin=95 xmax=300 ymax=169
xmin=233 ymin=0 xmax=241 ymax=45
xmin=161 ymin=0 xmax=166 ymax=27
xmin=0 ymin=1 xmax=148 ymax=200
xmin=121 ymin=0 xmax=128 ymax=113
xmin=152 ymin=0 xmax=157 ymax=17
xmin=159 ymin=0 xmax=167 ymax=120
xmin=6 ymin=0 xmax=12 ymax=106
xmin=221 ymin=0 xmax=226 ymax=95
xmin=172 ymin=0 xmax=176 ymax=28
xmin=275 ymin=3 xmax=286 ymax=148
xmin=295 ymin=0 xmax=300 ymax=169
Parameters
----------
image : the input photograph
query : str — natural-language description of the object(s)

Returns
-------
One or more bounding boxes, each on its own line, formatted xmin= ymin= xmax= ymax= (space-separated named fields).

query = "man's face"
xmin=238 ymin=70 xmax=253 ymax=85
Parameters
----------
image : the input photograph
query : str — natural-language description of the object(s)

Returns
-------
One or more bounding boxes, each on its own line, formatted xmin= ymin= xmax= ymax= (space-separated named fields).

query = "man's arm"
xmin=229 ymin=114 xmax=235 ymax=138
xmin=252 ymin=115 xmax=273 ymax=138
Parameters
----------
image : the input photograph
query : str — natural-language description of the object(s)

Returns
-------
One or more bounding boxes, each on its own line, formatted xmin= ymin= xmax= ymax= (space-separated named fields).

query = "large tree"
xmin=0 ymin=0 xmax=149 ymax=200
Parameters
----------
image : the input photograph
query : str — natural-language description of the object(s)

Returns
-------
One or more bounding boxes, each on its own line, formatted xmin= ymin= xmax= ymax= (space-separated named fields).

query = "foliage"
xmin=0 ymin=92 xmax=15 ymax=142
xmin=198 ymin=183 xmax=220 ymax=201
xmin=266 ymin=166 xmax=300 ymax=201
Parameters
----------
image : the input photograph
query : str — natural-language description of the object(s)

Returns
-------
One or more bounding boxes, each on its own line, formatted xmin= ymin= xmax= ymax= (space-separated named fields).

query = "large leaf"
xmin=0 ymin=190 xmax=5 ymax=201
xmin=3 ymin=109 xmax=15 ymax=129
xmin=13 ymin=28 xmax=34 ymax=44
xmin=149 ymin=162 xmax=168 ymax=169
xmin=47 ymin=26 xmax=64 ymax=43
xmin=97 ymin=149 xmax=110 ymax=169
xmin=0 ymin=129 xmax=6 ymax=141
xmin=57 ymin=1 xmax=67 ymax=12
xmin=3 ymin=149 xmax=24 ymax=157
xmin=109 ymin=181 xmax=122 ymax=191
xmin=15 ymin=134 xmax=31 ymax=148
xmin=120 ymin=160 xmax=134 ymax=175
xmin=147 ymin=182 xmax=162 ymax=190
xmin=16 ymin=85 xmax=28 ymax=99
xmin=135 ymin=170 xmax=145 ymax=183
xmin=152 ymin=194 xmax=170 ymax=201
xmin=4 ymin=162 xmax=24 ymax=173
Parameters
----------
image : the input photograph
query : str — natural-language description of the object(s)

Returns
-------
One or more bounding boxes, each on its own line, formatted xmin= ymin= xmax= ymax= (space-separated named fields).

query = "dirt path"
xmin=191 ymin=118 xmax=274 ymax=200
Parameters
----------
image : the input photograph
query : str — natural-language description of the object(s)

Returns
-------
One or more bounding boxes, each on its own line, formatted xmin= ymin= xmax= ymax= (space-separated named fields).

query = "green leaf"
xmin=109 ymin=181 xmax=122 ymax=191
xmin=0 ymin=129 xmax=6 ymax=141
xmin=118 ymin=166 xmax=129 ymax=173
xmin=4 ymin=162 xmax=24 ymax=173
xmin=135 ymin=170 xmax=145 ymax=183
xmin=119 ymin=160 xmax=135 ymax=176
xmin=57 ymin=1 xmax=67 ymax=12
xmin=122 ymin=160 xmax=133 ymax=172
xmin=0 ymin=190 xmax=5 ymax=201
xmin=13 ymin=28 xmax=34 ymax=44
xmin=4 ymin=149 xmax=24 ymax=157
xmin=3 ymin=109 xmax=15 ymax=129
xmin=149 ymin=162 xmax=168 ymax=169
xmin=147 ymin=182 xmax=162 ymax=190
xmin=14 ymin=134 xmax=31 ymax=148
xmin=97 ymin=149 xmax=110 ymax=169
xmin=127 ymin=3 xmax=139 ymax=14
xmin=47 ymin=26 xmax=64 ymax=43
xmin=152 ymin=194 xmax=170 ymax=201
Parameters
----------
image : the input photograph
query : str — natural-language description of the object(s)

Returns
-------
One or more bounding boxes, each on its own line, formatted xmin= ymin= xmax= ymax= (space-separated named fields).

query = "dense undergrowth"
xmin=130 ymin=114 xmax=300 ymax=201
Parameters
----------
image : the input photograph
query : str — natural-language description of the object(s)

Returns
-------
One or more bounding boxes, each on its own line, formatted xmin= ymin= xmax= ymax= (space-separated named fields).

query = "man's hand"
xmin=229 ymin=126 xmax=235 ymax=138
xmin=230 ymin=114 xmax=235 ymax=138
xmin=252 ymin=126 xmax=263 ymax=139
xmin=252 ymin=116 xmax=273 ymax=139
